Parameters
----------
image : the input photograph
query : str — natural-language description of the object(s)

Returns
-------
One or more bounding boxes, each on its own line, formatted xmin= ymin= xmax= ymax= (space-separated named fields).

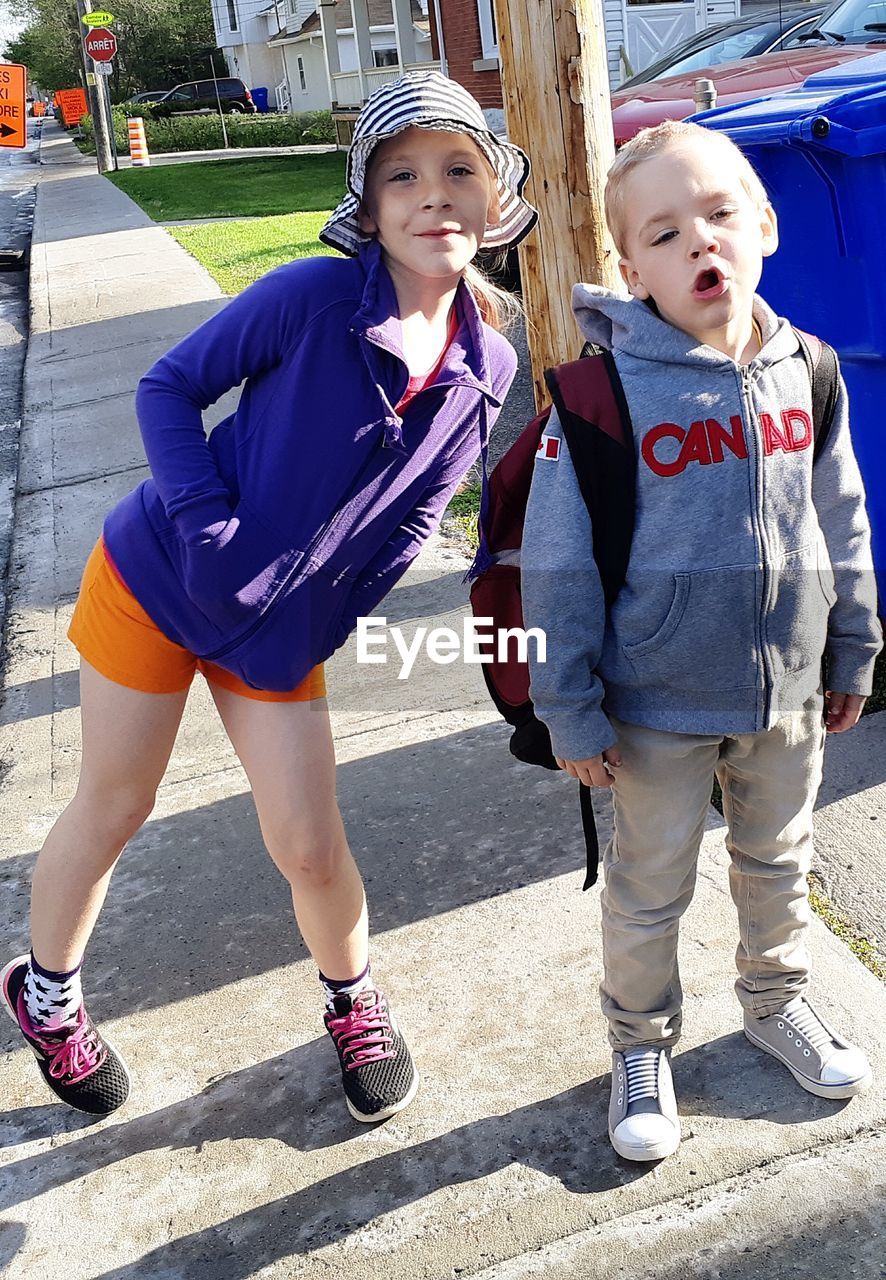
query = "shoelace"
xmin=781 ymin=1000 xmax=833 ymax=1053
xmin=327 ymin=992 xmax=395 ymax=1070
xmin=32 ymin=1010 xmax=107 ymax=1083
xmin=623 ymin=1048 xmax=661 ymax=1104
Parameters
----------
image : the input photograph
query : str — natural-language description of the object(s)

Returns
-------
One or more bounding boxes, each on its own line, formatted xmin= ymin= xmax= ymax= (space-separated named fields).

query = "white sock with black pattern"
xmin=320 ymin=961 xmax=373 ymax=1013
xmin=23 ymin=952 xmax=83 ymax=1031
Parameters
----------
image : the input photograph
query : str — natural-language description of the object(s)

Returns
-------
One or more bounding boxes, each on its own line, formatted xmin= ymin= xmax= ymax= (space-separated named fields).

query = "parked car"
xmin=620 ymin=5 xmax=823 ymax=88
xmin=612 ymin=0 xmax=886 ymax=143
xmin=159 ymin=77 xmax=257 ymax=114
xmin=125 ymin=90 xmax=168 ymax=105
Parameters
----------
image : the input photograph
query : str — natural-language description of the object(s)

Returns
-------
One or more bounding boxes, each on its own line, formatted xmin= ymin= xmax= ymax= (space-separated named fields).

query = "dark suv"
xmin=160 ymin=77 xmax=257 ymax=114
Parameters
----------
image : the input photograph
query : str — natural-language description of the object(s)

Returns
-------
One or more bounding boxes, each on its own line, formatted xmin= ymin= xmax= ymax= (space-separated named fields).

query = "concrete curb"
xmin=0 ymin=128 xmax=39 ymax=645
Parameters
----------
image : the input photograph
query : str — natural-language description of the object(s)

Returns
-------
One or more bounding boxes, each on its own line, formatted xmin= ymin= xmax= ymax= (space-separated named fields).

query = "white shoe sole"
xmin=608 ymin=1122 xmax=681 ymax=1162
xmin=347 ymin=1066 xmax=419 ymax=1123
xmin=744 ymin=1027 xmax=872 ymax=1099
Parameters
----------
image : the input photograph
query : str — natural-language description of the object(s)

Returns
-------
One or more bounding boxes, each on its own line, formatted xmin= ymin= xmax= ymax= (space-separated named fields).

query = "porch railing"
xmin=332 ymin=60 xmax=442 ymax=108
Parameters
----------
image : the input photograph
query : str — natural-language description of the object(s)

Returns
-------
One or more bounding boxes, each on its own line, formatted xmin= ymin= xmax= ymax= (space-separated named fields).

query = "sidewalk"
xmin=1 ymin=124 xmax=885 ymax=1280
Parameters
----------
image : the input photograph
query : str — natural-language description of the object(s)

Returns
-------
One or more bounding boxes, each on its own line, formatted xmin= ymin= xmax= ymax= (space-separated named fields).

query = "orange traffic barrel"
xmin=127 ymin=116 xmax=150 ymax=167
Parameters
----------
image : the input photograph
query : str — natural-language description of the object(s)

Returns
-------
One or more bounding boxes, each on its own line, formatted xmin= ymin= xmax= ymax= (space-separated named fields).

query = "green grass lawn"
xmin=168 ymin=213 xmax=336 ymax=295
xmin=108 ymin=152 xmax=346 ymax=221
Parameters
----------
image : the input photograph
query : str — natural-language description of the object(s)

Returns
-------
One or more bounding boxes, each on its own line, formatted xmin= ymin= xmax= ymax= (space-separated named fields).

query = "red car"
xmin=611 ymin=43 xmax=878 ymax=144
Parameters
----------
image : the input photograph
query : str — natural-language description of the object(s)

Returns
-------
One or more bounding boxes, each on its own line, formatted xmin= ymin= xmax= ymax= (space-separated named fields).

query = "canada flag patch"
xmin=537 ymin=434 xmax=560 ymax=461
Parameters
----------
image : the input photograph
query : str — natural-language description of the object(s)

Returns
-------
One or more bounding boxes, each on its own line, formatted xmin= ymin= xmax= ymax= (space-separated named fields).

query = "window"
xmin=373 ymin=47 xmax=399 ymax=67
xmin=297 ymin=55 xmax=307 ymax=92
xmin=226 ymin=0 xmax=239 ymax=32
xmin=476 ymin=0 xmax=498 ymax=59
xmin=287 ymin=0 xmax=298 ymax=14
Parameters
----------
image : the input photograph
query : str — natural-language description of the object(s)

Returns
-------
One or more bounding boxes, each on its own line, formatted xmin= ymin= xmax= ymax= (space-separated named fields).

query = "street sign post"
xmin=0 ymin=62 xmax=27 ymax=150
xmin=84 ymin=28 xmax=117 ymax=62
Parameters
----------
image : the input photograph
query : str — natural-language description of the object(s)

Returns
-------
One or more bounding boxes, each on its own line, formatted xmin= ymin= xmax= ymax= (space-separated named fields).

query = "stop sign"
xmin=84 ymin=27 xmax=117 ymax=62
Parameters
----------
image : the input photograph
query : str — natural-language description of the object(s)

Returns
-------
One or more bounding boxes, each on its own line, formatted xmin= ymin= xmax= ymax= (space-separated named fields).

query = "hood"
xmin=610 ymin=45 xmax=870 ymax=143
xmin=571 ymin=283 xmax=799 ymax=368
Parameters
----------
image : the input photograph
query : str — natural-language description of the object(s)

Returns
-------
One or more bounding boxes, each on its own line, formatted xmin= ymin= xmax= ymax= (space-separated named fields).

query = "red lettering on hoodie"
xmin=780 ymin=408 xmax=812 ymax=452
xmin=641 ymin=422 xmax=685 ymax=478
xmin=760 ymin=409 xmax=813 ymax=455
xmin=642 ymin=408 xmax=811 ymax=477
xmin=706 ymin=416 xmax=748 ymax=464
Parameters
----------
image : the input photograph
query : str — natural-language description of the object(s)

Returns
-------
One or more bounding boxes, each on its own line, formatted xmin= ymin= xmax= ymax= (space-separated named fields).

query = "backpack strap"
xmin=793 ymin=327 xmax=839 ymax=464
xmin=544 ymin=346 xmax=637 ymax=606
xmin=540 ymin=346 xmax=636 ymax=891
xmin=578 ymin=781 xmax=599 ymax=891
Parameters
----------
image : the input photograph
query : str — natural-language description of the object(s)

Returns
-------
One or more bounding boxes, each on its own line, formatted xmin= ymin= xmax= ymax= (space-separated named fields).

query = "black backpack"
xmin=469 ymin=331 xmax=839 ymax=888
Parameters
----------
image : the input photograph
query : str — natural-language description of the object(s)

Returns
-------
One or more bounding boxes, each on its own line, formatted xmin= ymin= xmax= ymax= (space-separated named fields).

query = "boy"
xmin=521 ymin=121 xmax=882 ymax=1162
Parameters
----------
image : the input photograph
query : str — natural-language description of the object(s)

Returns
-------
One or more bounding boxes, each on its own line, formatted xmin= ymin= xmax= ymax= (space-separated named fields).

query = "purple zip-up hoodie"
xmin=103 ymin=239 xmax=516 ymax=691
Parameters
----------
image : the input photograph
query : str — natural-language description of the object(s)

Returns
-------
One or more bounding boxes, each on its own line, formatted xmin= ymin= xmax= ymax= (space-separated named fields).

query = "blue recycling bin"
xmin=694 ymin=52 xmax=886 ymax=606
xmin=252 ymin=86 xmax=269 ymax=113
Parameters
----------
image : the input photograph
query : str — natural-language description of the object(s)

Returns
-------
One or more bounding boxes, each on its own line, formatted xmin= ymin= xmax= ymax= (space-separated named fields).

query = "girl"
xmin=2 ymin=72 xmax=537 ymax=1123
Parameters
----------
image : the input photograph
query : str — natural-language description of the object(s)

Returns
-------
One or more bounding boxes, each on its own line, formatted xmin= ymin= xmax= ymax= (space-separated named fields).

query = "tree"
xmin=3 ymin=0 xmax=218 ymax=99
xmin=4 ymin=7 xmax=81 ymax=92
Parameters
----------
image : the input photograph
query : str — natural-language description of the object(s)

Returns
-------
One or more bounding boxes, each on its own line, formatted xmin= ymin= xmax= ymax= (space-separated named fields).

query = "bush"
xmin=80 ymin=105 xmax=335 ymax=154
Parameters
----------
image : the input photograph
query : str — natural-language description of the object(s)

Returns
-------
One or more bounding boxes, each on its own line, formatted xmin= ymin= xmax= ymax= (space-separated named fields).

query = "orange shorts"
xmin=68 ymin=540 xmax=326 ymax=701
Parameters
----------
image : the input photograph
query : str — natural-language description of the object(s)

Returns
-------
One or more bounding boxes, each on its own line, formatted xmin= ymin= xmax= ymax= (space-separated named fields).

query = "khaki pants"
xmin=600 ymin=692 xmax=826 ymax=1051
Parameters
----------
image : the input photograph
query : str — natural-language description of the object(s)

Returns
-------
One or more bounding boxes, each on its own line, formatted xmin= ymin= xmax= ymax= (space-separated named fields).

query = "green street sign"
xmin=82 ymin=11 xmax=115 ymax=26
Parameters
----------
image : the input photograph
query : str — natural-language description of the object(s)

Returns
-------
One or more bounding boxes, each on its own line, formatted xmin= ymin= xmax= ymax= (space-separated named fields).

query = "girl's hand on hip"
xmin=555 ymin=747 xmax=623 ymax=788
xmin=825 ymin=691 xmax=866 ymax=733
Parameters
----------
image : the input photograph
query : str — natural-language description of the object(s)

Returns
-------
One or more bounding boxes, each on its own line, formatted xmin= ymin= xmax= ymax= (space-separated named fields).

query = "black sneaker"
xmin=324 ymin=987 xmax=418 ymax=1122
xmin=1 ymin=955 xmax=131 ymax=1116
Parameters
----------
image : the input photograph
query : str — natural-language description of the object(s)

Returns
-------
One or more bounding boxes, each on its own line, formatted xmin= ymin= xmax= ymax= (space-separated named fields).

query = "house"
xmin=210 ymin=0 xmax=438 ymax=113
xmin=209 ymin=0 xmax=743 ymax=121
xmin=430 ymin=0 xmax=743 ymax=105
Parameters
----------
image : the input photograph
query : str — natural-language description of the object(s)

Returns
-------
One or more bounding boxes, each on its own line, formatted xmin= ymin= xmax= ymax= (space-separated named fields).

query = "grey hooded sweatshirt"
xmin=521 ymin=287 xmax=882 ymax=762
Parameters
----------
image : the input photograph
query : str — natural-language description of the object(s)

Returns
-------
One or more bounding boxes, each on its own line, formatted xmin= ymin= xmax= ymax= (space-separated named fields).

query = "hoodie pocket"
xmin=170 ymin=499 xmax=303 ymax=636
xmin=206 ymin=556 xmax=356 ymax=690
xmin=766 ymin=543 xmax=834 ymax=676
xmin=623 ymin=566 xmax=759 ymax=690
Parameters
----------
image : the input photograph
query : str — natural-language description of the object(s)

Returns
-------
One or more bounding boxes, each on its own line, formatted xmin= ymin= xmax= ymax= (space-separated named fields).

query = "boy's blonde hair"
xmin=605 ymin=121 xmax=769 ymax=258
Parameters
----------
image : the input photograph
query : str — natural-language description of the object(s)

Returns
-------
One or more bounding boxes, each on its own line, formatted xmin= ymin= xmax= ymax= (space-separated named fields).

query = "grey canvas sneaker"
xmin=608 ymin=1046 xmax=681 ymax=1161
xmin=744 ymin=995 xmax=872 ymax=1099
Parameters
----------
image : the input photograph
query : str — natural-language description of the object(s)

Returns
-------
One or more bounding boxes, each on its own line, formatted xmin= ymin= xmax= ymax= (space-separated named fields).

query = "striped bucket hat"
xmin=320 ymin=70 xmax=538 ymax=257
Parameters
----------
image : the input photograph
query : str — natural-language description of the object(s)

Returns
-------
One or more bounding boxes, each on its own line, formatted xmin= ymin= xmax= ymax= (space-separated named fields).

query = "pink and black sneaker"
xmin=1 ymin=955 xmax=130 ymax=1116
xmin=324 ymin=987 xmax=418 ymax=1122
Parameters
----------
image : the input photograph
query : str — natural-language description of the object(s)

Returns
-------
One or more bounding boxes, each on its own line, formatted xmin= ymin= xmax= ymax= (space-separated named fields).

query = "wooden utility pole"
xmin=75 ymin=0 xmax=114 ymax=174
xmin=494 ymin=0 xmax=622 ymax=410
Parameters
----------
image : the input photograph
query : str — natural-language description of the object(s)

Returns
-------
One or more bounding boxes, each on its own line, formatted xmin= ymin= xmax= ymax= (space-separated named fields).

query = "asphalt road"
xmin=0 ymin=119 xmax=39 ymax=637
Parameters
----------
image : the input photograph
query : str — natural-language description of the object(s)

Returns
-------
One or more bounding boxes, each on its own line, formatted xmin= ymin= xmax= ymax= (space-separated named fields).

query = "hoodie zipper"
xmin=739 ymin=364 xmax=773 ymax=726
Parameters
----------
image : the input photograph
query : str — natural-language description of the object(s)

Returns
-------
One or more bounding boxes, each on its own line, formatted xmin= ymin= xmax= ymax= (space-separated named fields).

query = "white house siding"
xmin=336 ymin=27 xmax=433 ymax=70
xmin=604 ymin=0 xmax=628 ymax=86
xmin=229 ymin=40 xmax=284 ymax=91
xmin=281 ymin=40 xmax=330 ymax=112
xmin=211 ymin=0 xmax=283 ymax=91
xmin=706 ymin=0 xmax=741 ymax=23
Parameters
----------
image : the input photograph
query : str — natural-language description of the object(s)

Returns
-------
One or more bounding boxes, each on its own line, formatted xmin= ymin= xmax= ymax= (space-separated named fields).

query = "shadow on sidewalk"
xmin=0 ymin=723 xmax=593 ymax=1019
xmin=0 ymin=1034 xmax=848 ymax=1275
xmin=0 ymin=568 xmax=473 ymax=728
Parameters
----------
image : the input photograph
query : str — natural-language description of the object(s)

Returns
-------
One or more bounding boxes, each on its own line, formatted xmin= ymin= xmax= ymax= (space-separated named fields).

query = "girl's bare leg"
xmin=30 ymin=660 xmax=189 ymax=970
xmin=208 ymin=688 xmax=368 ymax=981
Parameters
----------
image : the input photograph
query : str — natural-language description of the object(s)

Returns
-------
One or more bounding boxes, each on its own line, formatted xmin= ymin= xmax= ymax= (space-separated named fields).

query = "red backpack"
xmin=468 ymin=332 xmax=839 ymax=888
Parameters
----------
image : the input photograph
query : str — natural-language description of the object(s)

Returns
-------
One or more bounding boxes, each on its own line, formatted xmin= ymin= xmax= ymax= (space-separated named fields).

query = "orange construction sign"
xmin=54 ymin=87 xmax=89 ymax=129
xmin=0 ymin=62 xmax=27 ymax=149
